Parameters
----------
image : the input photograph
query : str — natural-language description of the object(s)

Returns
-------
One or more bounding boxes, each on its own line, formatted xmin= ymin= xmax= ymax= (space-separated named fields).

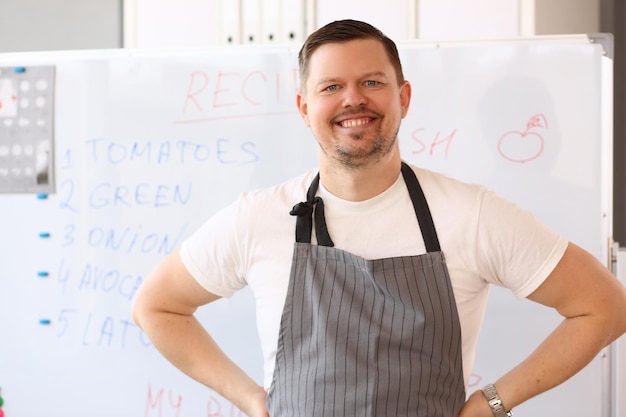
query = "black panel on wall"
xmin=0 ymin=0 xmax=122 ymax=52
xmin=601 ymin=0 xmax=626 ymax=246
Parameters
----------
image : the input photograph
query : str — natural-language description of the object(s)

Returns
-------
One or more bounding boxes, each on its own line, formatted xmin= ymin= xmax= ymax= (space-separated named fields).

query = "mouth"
xmin=337 ymin=117 xmax=374 ymax=128
xmin=334 ymin=109 xmax=380 ymax=129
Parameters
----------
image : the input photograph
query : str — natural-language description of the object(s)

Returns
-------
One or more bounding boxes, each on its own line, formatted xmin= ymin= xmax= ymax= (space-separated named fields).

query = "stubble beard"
xmin=332 ymin=124 xmax=400 ymax=170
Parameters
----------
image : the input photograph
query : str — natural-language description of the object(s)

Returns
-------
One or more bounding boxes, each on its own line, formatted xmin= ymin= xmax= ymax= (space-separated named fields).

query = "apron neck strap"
xmin=401 ymin=162 xmax=441 ymax=252
xmin=290 ymin=173 xmax=334 ymax=247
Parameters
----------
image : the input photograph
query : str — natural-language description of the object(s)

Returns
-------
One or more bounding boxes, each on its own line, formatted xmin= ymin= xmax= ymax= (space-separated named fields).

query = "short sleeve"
xmin=474 ymin=190 xmax=569 ymax=299
xmin=179 ymin=200 xmax=247 ymax=298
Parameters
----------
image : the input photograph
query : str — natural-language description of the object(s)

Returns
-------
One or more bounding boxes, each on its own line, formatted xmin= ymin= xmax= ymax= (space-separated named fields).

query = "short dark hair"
xmin=298 ymin=20 xmax=405 ymax=91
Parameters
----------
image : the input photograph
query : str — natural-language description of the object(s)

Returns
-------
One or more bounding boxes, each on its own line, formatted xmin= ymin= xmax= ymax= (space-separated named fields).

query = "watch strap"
xmin=481 ymin=383 xmax=513 ymax=417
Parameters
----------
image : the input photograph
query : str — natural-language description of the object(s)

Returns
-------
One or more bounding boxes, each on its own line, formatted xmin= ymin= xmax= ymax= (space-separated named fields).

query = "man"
xmin=132 ymin=20 xmax=626 ymax=417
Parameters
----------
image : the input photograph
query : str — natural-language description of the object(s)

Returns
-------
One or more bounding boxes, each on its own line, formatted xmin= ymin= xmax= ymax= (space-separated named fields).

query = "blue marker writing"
xmin=37 ymin=271 xmax=49 ymax=277
xmin=39 ymin=232 xmax=50 ymax=238
xmin=39 ymin=319 xmax=51 ymax=325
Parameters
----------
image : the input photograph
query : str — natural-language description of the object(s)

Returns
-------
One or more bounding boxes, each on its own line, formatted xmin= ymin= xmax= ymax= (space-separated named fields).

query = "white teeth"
xmin=340 ymin=118 xmax=369 ymax=128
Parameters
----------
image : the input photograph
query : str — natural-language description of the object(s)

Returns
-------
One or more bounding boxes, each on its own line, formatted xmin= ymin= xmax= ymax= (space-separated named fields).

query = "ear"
xmin=400 ymin=81 xmax=412 ymax=118
xmin=296 ymin=92 xmax=311 ymax=127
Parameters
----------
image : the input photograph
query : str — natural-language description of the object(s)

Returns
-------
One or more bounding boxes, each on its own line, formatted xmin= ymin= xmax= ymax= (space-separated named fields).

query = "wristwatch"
xmin=481 ymin=383 xmax=513 ymax=417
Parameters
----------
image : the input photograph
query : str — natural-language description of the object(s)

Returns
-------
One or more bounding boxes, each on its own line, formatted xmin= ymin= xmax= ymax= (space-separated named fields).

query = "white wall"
xmin=416 ymin=0 xmax=520 ymax=40
xmin=126 ymin=0 xmax=525 ymax=48
xmin=0 ymin=0 xmax=602 ymax=51
xmin=0 ymin=0 xmax=121 ymax=52
xmin=126 ymin=0 xmax=602 ymax=49
xmin=132 ymin=0 xmax=220 ymax=47
xmin=315 ymin=0 xmax=412 ymax=41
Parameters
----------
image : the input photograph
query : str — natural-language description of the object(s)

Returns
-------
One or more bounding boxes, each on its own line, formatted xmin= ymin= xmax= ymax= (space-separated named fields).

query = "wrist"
xmin=481 ymin=383 xmax=513 ymax=417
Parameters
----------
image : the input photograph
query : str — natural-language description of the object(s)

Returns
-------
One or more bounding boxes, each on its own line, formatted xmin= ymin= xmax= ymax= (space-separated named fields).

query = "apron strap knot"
xmin=289 ymin=201 xmax=314 ymax=243
xmin=290 ymin=175 xmax=334 ymax=247
xmin=289 ymin=201 xmax=313 ymax=217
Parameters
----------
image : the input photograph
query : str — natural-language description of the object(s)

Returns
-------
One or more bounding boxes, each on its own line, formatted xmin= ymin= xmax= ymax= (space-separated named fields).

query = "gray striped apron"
xmin=266 ymin=162 xmax=465 ymax=416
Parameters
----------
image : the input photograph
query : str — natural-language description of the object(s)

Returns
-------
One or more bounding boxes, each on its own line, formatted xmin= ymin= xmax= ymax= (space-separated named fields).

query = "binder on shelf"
xmin=242 ymin=0 xmax=262 ymax=44
xmin=262 ymin=0 xmax=282 ymax=43
xmin=282 ymin=0 xmax=305 ymax=43
xmin=218 ymin=0 xmax=241 ymax=44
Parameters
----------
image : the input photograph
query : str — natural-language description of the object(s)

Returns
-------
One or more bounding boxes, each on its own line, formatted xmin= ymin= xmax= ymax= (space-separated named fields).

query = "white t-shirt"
xmin=180 ymin=163 xmax=568 ymax=389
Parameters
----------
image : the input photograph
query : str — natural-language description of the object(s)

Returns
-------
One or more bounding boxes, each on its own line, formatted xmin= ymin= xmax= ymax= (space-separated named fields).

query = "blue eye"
xmin=325 ymin=85 xmax=339 ymax=92
xmin=365 ymin=80 xmax=379 ymax=87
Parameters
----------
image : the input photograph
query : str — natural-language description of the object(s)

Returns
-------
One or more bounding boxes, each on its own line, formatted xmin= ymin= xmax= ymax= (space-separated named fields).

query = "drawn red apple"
xmin=497 ymin=114 xmax=548 ymax=163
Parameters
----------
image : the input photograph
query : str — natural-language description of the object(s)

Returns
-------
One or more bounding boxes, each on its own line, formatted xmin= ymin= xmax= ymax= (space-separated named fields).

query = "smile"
xmin=339 ymin=117 xmax=372 ymax=128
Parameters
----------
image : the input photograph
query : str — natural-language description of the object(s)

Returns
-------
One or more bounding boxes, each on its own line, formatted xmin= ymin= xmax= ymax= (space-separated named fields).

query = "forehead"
xmin=306 ymin=39 xmax=394 ymax=81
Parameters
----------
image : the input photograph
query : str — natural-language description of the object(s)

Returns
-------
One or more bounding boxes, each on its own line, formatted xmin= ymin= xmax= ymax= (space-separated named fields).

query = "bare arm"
xmin=131 ymin=248 xmax=268 ymax=417
xmin=459 ymin=242 xmax=626 ymax=416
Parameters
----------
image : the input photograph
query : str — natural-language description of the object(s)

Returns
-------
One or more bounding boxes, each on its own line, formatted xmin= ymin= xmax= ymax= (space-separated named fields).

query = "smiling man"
xmin=297 ymin=38 xmax=408 ymax=171
xmin=132 ymin=20 xmax=626 ymax=417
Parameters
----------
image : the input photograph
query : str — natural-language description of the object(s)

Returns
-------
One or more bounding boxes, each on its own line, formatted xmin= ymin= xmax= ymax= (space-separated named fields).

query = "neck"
xmin=318 ymin=151 xmax=403 ymax=202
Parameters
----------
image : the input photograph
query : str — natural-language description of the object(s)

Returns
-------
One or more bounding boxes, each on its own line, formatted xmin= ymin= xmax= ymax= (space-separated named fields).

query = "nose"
xmin=342 ymin=84 xmax=367 ymax=108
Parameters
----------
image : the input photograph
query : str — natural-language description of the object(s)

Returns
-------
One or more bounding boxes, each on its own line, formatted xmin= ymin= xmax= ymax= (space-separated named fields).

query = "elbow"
xmin=602 ymin=286 xmax=626 ymax=344
xmin=130 ymin=287 xmax=149 ymax=330
xmin=130 ymin=295 xmax=143 ymax=329
xmin=606 ymin=316 xmax=626 ymax=349
xmin=615 ymin=297 xmax=626 ymax=340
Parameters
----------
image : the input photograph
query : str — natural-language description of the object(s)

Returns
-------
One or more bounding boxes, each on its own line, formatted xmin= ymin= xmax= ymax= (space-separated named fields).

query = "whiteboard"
xmin=0 ymin=35 xmax=614 ymax=417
